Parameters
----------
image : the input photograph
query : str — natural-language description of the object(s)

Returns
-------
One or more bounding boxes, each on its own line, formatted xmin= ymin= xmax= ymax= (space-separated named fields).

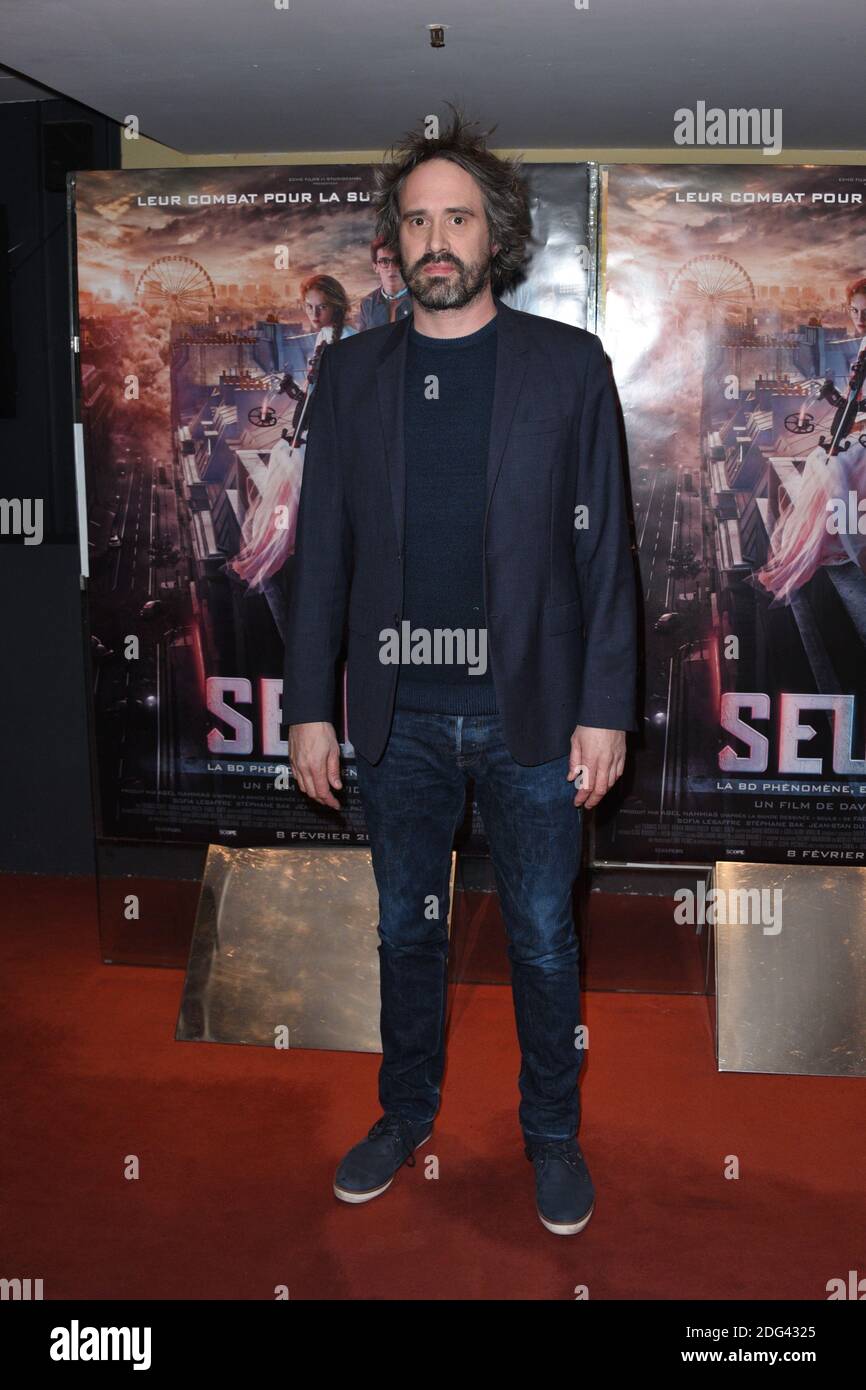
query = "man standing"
xmin=283 ymin=109 xmax=637 ymax=1236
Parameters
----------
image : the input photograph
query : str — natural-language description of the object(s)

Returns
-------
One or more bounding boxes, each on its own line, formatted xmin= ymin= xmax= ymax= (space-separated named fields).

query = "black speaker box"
xmin=0 ymin=204 xmax=15 ymax=418
xmin=42 ymin=119 xmax=95 ymax=192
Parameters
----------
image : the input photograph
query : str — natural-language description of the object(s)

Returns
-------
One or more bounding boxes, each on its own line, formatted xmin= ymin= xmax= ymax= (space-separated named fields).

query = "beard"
xmin=403 ymin=248 xmax=494 ymax=311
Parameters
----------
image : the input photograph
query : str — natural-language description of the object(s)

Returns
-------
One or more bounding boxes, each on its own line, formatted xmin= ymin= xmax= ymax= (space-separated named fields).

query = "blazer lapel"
xmin=376 ymin=313 xmax=411 ymax=555
xmin=485 ymin=298 xmax=530 ymax=513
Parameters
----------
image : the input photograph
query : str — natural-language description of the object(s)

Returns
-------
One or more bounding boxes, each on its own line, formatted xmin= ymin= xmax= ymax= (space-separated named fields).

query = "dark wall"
xmin=0 ymin=98 xmax=119 ymax=875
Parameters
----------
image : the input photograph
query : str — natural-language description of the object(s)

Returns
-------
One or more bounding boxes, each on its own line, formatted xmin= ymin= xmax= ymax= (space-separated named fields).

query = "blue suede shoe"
xmin=333 ymin=1114 xmax=433 ymax=1204
xmin=526 ymin=1138 xmax=595 ymax=1235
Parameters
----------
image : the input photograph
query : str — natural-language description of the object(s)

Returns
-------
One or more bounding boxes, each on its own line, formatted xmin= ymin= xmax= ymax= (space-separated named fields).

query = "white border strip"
xmin=73 ymin=421 xmax=89 ymax=580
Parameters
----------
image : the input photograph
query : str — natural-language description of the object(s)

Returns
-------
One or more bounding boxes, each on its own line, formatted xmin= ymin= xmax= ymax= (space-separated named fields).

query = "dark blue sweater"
xmin=394 ymin=313 xmax=500 ymax=715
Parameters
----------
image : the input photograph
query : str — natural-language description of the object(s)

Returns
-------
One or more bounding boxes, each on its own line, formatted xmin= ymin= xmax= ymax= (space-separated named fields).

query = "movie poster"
xmin=596 ymin=165 xmax=866 ymax=866
xmin=71 ymin=162 xmax=595 ymax=848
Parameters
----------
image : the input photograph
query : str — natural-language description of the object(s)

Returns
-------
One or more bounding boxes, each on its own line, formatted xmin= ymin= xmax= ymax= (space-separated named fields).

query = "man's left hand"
xmin=567 ymin=725 xmax=626 ymax=809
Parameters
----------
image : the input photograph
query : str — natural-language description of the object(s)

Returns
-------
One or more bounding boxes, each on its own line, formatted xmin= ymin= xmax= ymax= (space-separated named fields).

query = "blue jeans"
xmin=354 ymin=707 xmax=585 ymax=1144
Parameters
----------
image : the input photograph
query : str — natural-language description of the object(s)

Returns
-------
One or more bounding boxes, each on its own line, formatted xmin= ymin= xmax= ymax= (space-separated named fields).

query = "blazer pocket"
xmin=510 ymin=413 xmax=570 ymax=438
xmin=542 ymin=598 xmax=583 ymax=634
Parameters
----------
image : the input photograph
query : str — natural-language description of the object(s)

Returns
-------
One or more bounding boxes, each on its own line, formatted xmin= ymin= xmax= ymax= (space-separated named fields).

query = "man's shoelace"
xmin=368 ymin=1114 xmax=423 ymax=1166
xmin=525 ymin=1140 xmax=584 ymax=1172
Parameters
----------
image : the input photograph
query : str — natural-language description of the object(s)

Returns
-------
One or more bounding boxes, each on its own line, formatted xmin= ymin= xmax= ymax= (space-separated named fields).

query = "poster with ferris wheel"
xmin=69 ymin=162 xmax=595 ymax=849
xmin=594 ymin=164 xmax=866 ymax=866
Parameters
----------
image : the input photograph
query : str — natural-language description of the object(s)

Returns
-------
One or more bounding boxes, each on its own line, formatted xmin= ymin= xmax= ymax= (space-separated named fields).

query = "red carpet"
xmin=1 ymin=874 xmax=863 ymax=1301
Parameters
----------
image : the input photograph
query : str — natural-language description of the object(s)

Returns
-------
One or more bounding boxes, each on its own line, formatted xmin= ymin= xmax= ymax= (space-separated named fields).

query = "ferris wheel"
xmin=135 ymin=255 xmax=216 ymax=317
xmin=669 ymin=254 xmax=755 ymax=313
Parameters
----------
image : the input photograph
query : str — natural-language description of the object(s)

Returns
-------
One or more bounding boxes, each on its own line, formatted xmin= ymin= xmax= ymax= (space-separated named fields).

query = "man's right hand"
xmin=288 ymin=721 xmax=343 ymax=809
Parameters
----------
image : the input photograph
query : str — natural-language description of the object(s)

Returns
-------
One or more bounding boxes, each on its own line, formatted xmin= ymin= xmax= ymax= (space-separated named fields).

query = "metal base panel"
xmin=176 ymin=844 xmax=456 ymax=1052
xmin=715 ymin=861 xmax=866 ymax=1076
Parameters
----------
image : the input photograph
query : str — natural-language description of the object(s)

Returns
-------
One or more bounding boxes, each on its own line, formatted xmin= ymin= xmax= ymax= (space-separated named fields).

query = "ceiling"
xmin=0 ymin=0 xmax=861 ymax=153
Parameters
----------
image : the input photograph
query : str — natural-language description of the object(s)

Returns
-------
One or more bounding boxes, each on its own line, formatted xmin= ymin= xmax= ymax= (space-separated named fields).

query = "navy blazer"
xmin=282 ymin=295 xmax=638 ymax=765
